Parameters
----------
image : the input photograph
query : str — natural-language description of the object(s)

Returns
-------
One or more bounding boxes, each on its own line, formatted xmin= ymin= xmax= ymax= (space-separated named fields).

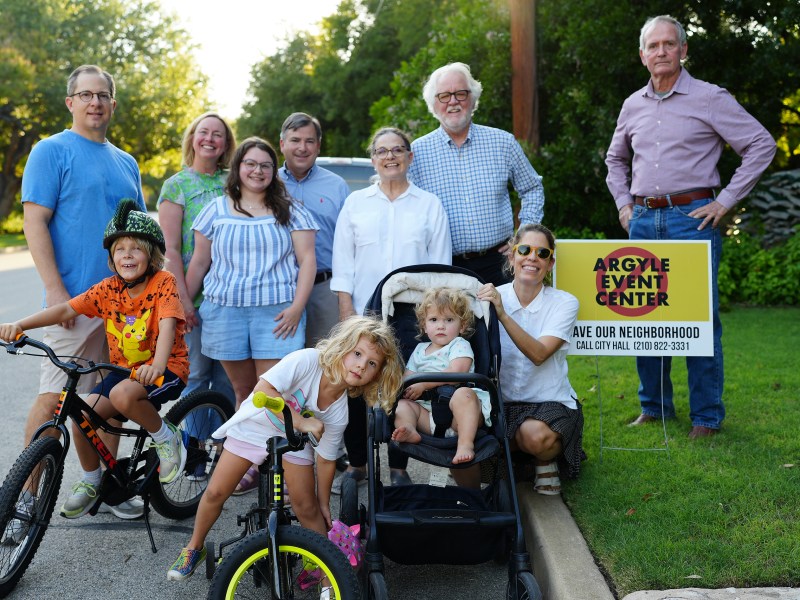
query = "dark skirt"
xmin=505 ymin=400 xmax=585 ymax=479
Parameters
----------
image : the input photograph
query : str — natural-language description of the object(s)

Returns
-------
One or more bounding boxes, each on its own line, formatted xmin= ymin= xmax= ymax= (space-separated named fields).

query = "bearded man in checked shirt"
xmin=408 ymin=62 xmax=545 ymax=287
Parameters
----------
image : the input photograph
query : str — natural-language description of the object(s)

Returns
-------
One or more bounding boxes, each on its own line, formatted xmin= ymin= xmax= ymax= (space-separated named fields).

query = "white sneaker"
xmin=98 ymin=497 xmax=145 ymax=520
xmin=60 ymin=480 xmax=99 ymax=519
xmin=153 ymin=423 xmax=187 ymax=484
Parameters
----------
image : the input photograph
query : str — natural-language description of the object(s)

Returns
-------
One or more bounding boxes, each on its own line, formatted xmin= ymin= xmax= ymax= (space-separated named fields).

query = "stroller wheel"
xmin=368 ymin=571 xmax=388 ymax=600
xmin=506 ymin=571 xmax=542 ymax=600
xmin=339 ymin=476 xmax=359 ymax=526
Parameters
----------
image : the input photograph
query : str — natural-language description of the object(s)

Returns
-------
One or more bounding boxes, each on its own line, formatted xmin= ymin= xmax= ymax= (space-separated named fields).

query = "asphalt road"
xmin=0 ymin=250 xmax=509 ymax=599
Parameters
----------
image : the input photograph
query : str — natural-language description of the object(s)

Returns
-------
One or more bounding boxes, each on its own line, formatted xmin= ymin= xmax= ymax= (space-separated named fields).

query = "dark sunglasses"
xmin=513 ymin=244 xmax=553 ymax=259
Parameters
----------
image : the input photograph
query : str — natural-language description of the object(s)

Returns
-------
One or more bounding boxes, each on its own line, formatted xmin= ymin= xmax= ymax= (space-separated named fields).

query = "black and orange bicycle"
xmin=0 ymin=334 xmax=234 ymax=597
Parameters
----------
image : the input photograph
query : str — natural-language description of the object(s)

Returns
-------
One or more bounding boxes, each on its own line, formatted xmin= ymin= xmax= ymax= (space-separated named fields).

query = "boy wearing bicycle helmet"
xmin=0 ymin=200 xmax=190 ymax=519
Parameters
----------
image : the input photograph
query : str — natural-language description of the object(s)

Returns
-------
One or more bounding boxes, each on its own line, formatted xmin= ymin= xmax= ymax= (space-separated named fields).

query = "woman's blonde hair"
xmin=503 ymin=223 xmax=556 ymax=284
xmin=181 ymin=112 xmax=236 ymax=169
xmin=414 ymin=287 xmax=475 ymax=340
xmin=316 ymin=316 xmax=404 ymax=413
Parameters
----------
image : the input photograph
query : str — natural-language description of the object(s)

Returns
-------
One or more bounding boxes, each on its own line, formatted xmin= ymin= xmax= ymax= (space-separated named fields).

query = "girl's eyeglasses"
xmin=513 ymin=244 xmax=553 ymax=259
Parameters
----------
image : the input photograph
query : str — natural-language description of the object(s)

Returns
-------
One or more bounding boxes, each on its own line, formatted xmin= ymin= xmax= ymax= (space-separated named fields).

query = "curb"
xmin=518 ymin=484 xmax=615 ymax=600
xmin=519 ymin=486 xmax=800 ymax=600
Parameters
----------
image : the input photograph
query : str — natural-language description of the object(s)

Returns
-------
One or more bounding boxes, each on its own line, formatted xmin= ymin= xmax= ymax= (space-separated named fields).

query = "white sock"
xmin=150 ymin=420 xmax=172 ymax=445
xmin=82 ymin=467 xmax=102 ymax=487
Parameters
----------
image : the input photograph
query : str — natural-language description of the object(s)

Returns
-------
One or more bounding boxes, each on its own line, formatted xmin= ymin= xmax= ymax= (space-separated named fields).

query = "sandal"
xmin=233 ymin=465 xmax=259 ymax=496
xmin=533 ymin=461 xmax=561 ymax=496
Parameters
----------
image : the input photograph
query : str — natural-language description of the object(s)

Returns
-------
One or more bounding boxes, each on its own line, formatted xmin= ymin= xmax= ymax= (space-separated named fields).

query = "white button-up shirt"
xmin=331 ymin=182 xmax=452 ymax=315
xmin=498 ymin=284 xmax=579 ymax=409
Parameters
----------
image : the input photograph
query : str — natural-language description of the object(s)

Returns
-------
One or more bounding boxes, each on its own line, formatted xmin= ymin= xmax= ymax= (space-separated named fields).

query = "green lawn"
xmin=0 ymin=234 xmax=26 ymax=248
xmin=563 ymin=306 xmax=800 ymax=596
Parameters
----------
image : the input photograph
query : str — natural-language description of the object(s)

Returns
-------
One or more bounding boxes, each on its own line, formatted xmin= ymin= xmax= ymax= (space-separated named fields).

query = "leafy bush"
xmin=0 ymin=210 xmax=23 ymax=235
xmin=718 ymin=227 xmax=800 ymax=308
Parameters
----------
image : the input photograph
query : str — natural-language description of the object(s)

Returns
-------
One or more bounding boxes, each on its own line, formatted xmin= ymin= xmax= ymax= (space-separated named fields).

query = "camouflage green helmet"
xmin=103 ymin=199 xmax=166 ymax=253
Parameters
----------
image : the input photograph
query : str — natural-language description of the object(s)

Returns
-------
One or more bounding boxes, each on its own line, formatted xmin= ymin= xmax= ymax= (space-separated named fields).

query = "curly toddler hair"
xmin=414 ymin=287 xmax=475 ymax=340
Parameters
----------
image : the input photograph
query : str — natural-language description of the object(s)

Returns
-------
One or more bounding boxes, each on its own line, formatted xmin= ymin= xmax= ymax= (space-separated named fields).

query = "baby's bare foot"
xmin=391 ymin=425 xmax=422 ymax=444
xmin=452 ymin=443 xmax=475 ymax=464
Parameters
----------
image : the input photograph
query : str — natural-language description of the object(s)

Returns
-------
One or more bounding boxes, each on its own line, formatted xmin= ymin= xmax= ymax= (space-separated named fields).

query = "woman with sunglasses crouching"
xmin=477 ymin=223 xmax=584 ymax=496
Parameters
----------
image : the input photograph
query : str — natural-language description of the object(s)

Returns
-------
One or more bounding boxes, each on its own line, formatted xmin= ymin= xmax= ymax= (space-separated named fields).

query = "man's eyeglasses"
xmin=242 ymin=159 xmax=275 ymax=172
xmin=373 ymin=146 xmax=407 ymax=159
xmin=69 ymin=91 xmax=113 ymax=104
xmin=513 ymin=244 xmax=553 ymax=259
xmin=435 ymin=89 xmax=470 ymax=103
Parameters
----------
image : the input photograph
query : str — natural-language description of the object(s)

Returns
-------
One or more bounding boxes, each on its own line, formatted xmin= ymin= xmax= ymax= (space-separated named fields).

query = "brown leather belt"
xmin=634 ymin=188 xmax=714 ymax=209
xmin=314 ymin=271 xmax=332 ymax=284
xmin=454 ymin=242 xmax=505 ymax=260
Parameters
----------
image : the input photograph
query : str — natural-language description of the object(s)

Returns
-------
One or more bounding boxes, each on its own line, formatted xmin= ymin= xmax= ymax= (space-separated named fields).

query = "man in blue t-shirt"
xmin=20 ymin=64 xmax=146 ymax=519
xmin=278 ymin=112 xmax=350 ymax=346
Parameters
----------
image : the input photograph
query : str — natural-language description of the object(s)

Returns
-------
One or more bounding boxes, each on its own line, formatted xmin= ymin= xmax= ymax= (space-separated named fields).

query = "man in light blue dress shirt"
xmin=279 ymin=112 xmax=350 ymax=346
xmin=408 ymin=62 xmax=545 ymax=286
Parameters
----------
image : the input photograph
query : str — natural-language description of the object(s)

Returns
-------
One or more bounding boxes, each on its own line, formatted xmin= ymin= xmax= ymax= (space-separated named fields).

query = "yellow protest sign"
xmin=553 ymin=240 xmax=713 ymax=356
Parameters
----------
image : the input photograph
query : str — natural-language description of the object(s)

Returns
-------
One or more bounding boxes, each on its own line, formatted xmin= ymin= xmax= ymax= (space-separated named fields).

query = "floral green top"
xmin=157 ymin=167 xmax=226 ymax=305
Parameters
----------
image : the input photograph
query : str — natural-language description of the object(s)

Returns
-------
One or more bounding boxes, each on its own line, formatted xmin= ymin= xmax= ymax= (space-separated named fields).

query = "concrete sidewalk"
xmin=518 ymin=485 xmax=800 ymax=600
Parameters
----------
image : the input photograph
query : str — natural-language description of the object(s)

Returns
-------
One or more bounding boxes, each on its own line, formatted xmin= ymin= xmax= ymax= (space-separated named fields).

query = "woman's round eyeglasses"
xmin=242 ymin=160 xmax=275 ymax=172
xmin=373 ymin=146 xmax=407 ymax=158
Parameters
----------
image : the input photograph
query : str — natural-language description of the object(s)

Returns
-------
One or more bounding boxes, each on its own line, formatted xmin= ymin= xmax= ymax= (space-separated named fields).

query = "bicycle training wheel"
xmin=149 ymin=390 xmax=234 ymax=519
xmin=0 ymin=436 xmax=64 ymax=596
xmin=207 ymin=526 xmax=361 ymax=600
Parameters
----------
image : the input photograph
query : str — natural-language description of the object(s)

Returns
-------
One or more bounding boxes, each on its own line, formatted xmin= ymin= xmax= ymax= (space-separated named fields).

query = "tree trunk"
xmin=0 ymin=105 xmax=36 ymax=222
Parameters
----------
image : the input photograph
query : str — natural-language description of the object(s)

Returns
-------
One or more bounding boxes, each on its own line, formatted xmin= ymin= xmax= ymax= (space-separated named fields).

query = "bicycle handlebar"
xmin=252 ymin=391 xmax=319 ymax=448
xmin=4 ymin=334 xmax=163 ymax=387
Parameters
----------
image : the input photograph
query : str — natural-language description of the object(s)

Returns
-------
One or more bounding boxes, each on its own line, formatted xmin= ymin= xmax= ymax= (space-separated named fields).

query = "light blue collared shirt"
xmin=279 ymin=164 xmax=349 ymax=272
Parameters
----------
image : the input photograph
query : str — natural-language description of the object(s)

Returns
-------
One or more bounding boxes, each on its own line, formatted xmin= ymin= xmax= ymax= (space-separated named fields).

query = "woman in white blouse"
xmin=331 ymin=126 xmax=451 ymax=487
xmin=331 ymin=127 xmax=452 ymax=319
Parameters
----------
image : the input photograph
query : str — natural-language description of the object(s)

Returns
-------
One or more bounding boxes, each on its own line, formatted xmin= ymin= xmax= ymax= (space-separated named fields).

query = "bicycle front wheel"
xmin=149 ymin=390 xmax=234 ymax=519
xmin=0 ymin=436 xmax=64 ymax=596
xmin=207 ymin=526 xmax=361 ymax=600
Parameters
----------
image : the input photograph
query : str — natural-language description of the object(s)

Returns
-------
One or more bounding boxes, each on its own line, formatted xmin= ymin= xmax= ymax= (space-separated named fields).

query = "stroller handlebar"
xmin=403 ymin=372 xmax=495 ymax=391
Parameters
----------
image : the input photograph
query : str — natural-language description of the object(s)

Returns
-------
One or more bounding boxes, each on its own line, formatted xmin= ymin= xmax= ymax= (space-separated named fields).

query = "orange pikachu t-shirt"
xmin=69 ymin=270 xmax=190 ymax=383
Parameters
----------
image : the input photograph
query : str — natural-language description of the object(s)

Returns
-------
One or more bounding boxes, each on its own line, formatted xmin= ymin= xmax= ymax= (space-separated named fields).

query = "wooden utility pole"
xmin=509 ymin=0 xmax=538 ymax=149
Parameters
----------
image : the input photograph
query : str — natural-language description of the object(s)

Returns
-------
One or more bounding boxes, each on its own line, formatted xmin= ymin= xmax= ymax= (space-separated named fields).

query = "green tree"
xmin=535 ymin=0 xmax=800 ymax=235
xmin=371 ymin=0 xmax=799 ymax=236
xmin=369 ymin=0 xmax=511 ymax=139
xmin=0 ymin=0 xmax=209 ymax=218
xmin=238 ymin=0 xmax=456 ymax=156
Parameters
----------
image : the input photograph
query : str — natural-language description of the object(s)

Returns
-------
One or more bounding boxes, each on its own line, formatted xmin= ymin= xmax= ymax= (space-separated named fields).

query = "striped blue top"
xmin=408 ymin=124 xmax=545 ymax=255
xmin=192 ymin=196 xmax=318 ymax=307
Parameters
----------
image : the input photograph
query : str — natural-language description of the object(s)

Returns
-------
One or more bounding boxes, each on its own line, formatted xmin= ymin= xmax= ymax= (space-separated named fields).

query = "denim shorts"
xmin=199 ymin=300 xmax=306 ymax=361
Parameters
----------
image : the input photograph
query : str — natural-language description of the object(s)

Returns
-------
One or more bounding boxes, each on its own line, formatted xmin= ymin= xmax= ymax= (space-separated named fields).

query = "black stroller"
xmin=339 ymin=265 xmax=542 ymax=599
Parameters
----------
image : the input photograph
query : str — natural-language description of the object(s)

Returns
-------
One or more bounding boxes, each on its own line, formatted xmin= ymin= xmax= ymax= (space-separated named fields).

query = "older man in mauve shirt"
xmin=605 ymin=15 xmax=776 ymax=440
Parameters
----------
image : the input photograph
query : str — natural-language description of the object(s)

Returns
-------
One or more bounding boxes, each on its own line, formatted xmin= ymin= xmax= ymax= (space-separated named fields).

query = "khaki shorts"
xmin=38 ymin=315 xmax=108 ymax=395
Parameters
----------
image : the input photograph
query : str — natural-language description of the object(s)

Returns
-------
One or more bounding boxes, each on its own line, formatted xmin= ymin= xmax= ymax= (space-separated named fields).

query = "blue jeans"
xmin=183 ymin=315 xmax=235 ymax=438
xmin=628 ymin=197 xmax=725 ymax=429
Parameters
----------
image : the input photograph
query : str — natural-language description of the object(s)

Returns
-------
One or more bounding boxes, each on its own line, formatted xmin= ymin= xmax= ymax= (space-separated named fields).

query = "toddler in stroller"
xmin=391 ymin=287 xmax=492 ymax=472
xmin=348 ymin=264 xmax=542 ymax=599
